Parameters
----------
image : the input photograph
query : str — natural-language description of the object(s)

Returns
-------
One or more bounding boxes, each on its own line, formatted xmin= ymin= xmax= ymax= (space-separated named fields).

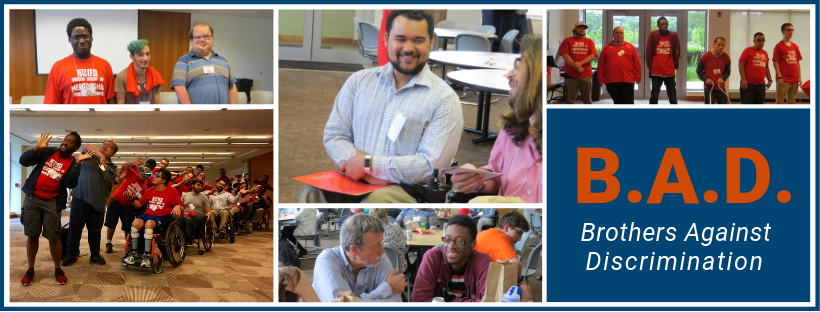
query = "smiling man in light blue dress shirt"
xmin=299 ymin=10 xmax=463 ymax=204
xmin=311 ymin=213 xmax=406 ymax=302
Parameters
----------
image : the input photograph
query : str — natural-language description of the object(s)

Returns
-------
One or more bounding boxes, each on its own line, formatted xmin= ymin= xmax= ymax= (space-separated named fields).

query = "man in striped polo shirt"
xmin=172 ymin=23 xmax=238 ymax=104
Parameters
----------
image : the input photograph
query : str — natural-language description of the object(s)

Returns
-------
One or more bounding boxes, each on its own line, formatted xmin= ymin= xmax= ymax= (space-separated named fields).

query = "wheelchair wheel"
xmin=152 ymin=260 xmax=163 ymax=274
xmin=164 ymin=221 xmax=187 ymax=267
xmin=204 ymin=220 xmax=214 ymax=252
xmin=245 ymin=221 xmax=253 ymax=234
xmin=227 ymin=214 xmax=236 ymax=244
xmin=262 ymin=214 xmax=269 ymax=230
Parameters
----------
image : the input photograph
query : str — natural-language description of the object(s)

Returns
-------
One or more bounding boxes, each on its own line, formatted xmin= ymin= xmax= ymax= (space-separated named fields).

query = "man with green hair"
xmin=115 ymin=39 xmax=165 ymax=104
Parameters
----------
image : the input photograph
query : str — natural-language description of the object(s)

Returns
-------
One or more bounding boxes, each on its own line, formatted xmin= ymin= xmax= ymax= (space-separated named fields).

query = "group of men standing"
xmin=44 ymin=18 xmax=238 ymax=104
xmin=562 ymin=17 xmax=803 ymax=104
xmin=18 ymin=132 xmax=272 ymax=284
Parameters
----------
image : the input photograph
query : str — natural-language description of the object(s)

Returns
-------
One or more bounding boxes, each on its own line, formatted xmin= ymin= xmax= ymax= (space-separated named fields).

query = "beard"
xmin=366 ymin=256 xmax=382 ymax=268
xmin=390 ymin=52 xmax=427 ymax=76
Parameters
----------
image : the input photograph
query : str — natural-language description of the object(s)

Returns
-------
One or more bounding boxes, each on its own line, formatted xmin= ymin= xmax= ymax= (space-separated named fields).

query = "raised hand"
xmin=78 ymin=150 xmax=94 ymax=162
xmin=33 ymin=132 xmax=53 ymax=152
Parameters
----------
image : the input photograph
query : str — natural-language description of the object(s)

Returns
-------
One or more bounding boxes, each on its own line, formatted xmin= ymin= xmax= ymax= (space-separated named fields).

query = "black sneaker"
xmin=61 ymin=254 xmax=78 ymax=266
xmin=105 ymin=243 xmax=114 ymax=253
xmin=89 ymin=254 xmax=107 ymax=265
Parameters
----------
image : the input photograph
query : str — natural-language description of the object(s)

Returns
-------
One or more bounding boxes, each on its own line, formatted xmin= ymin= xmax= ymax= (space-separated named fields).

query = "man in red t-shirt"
xmin=214 ymin=168 xmax=232 ymax=188
xmin=44 ymin=18 xmax=115 ymax=104
xmin=773 ymin=23 xmax=803 ymax=104
xmin=558 ymin=21 xmax=597 ymax=104
xmin=739 ymin=32 xmax=773 ymax=104
xmin=123 ymin=168 xmax=183 ymax=267
xmin=696 ymin=37 xmax=731 ymax=104
xmin=173 ymin=172 xmax=195 ymax=197
xmin=598 ymin=27 xmax=642 ymax=104
xmin=103 ymin=158 xmax=155 ymax=253
xmin=646 ymin=17 xmax=681 ymax=104
xmin=19 ymin=132 xmax=82 ymax=286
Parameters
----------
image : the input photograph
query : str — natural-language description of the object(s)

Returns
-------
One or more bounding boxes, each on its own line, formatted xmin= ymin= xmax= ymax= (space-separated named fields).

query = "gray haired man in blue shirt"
xmin=311 ymin=213 xmax=406 ymax=302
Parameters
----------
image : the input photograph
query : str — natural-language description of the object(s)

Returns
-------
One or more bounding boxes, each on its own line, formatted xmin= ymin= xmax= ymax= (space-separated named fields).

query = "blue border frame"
xmin=3 ymin=2 xmax=818 ymax=310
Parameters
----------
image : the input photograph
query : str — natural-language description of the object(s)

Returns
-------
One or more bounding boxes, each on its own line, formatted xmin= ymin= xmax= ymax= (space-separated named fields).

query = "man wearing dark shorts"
xmin=104 ymin=158 xmax=154 ymax=253
xmin=19 ymin=131 xmax=82 ymax=286
xmin=63 ymin=140 xmax=119 ymax=266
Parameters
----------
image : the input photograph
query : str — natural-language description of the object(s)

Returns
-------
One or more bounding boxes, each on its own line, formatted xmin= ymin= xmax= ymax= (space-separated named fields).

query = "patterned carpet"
xmin=9 ymin=212 xmax=273 ymax=302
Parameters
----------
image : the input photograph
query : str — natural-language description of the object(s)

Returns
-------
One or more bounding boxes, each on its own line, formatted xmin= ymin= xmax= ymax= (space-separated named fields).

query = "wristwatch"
xmin=363 ymin=155 xmax=372 ymax=175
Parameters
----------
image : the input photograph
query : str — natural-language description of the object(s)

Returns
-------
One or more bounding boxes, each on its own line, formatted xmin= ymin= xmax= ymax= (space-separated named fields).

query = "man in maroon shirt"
xmin=696 ymin=37 xmax=731 ymax=104
xmin=773 ymin=23 xmax=802 ymax=104
xmin=214 ymin=168 xmax=232 ymax=187
xmin=646 ymin=17 xmax=681 ymax=104
xmin=559 ymin=21 xmax=597 ymax=104
xmin=19 ymin=132 xmax=83 ymax=286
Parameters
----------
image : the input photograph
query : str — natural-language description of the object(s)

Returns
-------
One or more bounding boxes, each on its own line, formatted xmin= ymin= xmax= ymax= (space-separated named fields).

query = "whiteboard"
xmin=35 ymin=10 xmax=139 ymax=75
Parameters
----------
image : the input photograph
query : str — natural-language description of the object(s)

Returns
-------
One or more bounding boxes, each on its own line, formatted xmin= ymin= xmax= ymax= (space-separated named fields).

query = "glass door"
xmin=605 ymin=11 xmax=645 ymax=98
xmin=602 ymin=10 xmax=685 ymax=101
xmin=279 ymin=10 xmax=376 ymax=64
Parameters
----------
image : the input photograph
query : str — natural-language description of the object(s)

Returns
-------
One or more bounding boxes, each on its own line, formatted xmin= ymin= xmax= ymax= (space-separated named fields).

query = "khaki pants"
xmin=776 ymin=81 xmax=799 ymax=104
xmin=565 ymin=76 xmax=592 ymax=104
xmin=210 ymin=207 xmax=239 ymax=232
xmin=299 ymin=185 xmax=416 ymax=203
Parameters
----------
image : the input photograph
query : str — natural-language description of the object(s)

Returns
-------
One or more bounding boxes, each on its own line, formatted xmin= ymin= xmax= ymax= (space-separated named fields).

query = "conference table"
xmin=407 ymin=229 xmax=444 ymax=249
xmin=434 ymin=28 xmax=498 ymax=52
xmin=447 ymin=69 xmax=511 ymax=144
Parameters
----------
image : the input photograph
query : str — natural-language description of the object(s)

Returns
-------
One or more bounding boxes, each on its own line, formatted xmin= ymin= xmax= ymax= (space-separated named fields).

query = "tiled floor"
xmin=9 ymin=212 xmax=273 ymax=302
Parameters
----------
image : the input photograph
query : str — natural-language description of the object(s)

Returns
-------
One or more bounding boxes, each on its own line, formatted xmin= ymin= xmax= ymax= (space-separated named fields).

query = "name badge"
xmin=387 ymin=113 xmax=407 ymax=142
xmin=413 ymin=216 xmax=421 ymax=222
xmin=80 ymin=84 xmax=95 ymax=97
xmin=99 ymin=163 xmax=106 ymax=171
xmin=203 ymin=65 xmax=215 ymax=74
xmin=617 ymin=50 xmax=625 ymax=57
xmin=713 ymin=69 xmax=721 ymax=74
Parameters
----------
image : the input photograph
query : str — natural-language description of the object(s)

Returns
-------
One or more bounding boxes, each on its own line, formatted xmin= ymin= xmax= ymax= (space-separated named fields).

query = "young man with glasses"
xmin=739 ymin=32 xmax=773 ymax=104
xmin=475 ymin=211 xmax=530 ymax=281
xmin=171 ymin=23 xmax=238 ymax=104
xmin=103 ymin=158 xmax=154 ymax=253
xmin=414 ymin=214 xmax=532 ymax=302
xmin=44 ymin=18 xmax=115 ymax=104
xmin=63 ymin=140 xmax=119 ymax=266
xmin=773 ymin=23 xmax=802 ymax=104
xmin=312 ymin=213 xmax=406 ymax=302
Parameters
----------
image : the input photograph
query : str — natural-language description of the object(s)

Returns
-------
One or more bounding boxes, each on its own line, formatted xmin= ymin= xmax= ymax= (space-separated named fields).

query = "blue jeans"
xmin=176 ymin=214 xmax=205 ymax=239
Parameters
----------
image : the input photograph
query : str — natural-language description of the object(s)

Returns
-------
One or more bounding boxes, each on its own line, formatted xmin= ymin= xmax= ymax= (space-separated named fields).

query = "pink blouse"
xmin=480 ymin=129 xmax=543 ymax=203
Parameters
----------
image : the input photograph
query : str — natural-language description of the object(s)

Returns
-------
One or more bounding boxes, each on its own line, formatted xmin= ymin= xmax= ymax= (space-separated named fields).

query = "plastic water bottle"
xmin=502 ymin=286 xmax=521 ymax=302
xmin=406 ymin=230 xmax=413 ymax=240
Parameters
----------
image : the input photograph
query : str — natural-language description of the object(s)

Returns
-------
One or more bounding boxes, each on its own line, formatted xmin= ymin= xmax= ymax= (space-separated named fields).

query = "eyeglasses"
xmin=442 ymin=237 xmax=474 ymax=246
xmin=138 ymin=166 xmax=153 ymax=178
xmin=193 ymin=35 xmax=213 ymax=40
xmin=783 ymin=29 xmax=795 ymax=32
xmin=514 ymin=228 xmax=524 ymax=238
xmin=361 ymin=242 xmax=383 ymax=252
xmin=513 ymin=57 xmax=529 ymax=71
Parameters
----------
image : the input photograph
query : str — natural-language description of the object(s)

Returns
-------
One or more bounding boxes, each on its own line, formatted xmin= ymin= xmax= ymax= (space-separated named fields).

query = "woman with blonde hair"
xmin=451 ymin=34 xmax=543 ymax=203
xmin=278 ymin=266 xmax=320 ymax=302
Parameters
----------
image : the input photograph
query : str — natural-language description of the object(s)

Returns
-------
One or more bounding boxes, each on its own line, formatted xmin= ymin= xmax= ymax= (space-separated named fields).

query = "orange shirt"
xmin=475 ymin=228 xmax=517 ymax=262
xmin=44 ymin=54 xmax=115 ymax=104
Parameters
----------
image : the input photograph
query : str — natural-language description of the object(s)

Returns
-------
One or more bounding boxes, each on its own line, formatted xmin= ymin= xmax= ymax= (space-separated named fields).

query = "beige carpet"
xmin=278 ymin=67 xmax=509 ymax=203
xmin=9 ymin=212 xmax=273 ymax=302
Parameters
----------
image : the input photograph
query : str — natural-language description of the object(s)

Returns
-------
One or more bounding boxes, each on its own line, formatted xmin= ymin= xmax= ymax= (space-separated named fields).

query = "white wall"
xmin=445 ymin=10 xmax=483 ymax=31
xmin=547 ymin=9 xmax=565 ymax=55
xmin=191 ymin=13 xmax=273 ymax=92
xmin=10 ymin=143 xmax=25 ymax=215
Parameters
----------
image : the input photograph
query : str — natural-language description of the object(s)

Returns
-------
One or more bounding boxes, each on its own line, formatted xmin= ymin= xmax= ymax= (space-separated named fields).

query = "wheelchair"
xmin=211 ymin=210 xmax=236 ymax=244
xmin=190 ymin=215 xmax=214 ymax=255
xmin=122 ymin=217 xmax=186 ymax=274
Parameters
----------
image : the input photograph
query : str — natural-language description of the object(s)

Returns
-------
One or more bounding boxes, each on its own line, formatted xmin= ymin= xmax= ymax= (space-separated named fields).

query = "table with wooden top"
xmin=407 ymin=229 xmax=444 ymax=249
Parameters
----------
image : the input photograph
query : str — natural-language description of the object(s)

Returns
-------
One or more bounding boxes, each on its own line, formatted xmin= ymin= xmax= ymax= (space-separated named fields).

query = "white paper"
xmin=189 ymin=204 xmax=196 ymax=211
xmin=387 ymin=113 xmax=407 ymax=142
xmin=203 ymin=65 xmax=215 ymax=74
xmin=617 ymin=50 xmax=625 ymax=56
xmin=445 ymin=167 xmax=502 ymax=181
xmin=713 ymin=68 xmax=721 ymax=74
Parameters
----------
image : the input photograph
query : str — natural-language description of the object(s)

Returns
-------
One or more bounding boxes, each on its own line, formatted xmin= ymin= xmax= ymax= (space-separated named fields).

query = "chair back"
xmin=383 ymin=246 xmax=400 ymax=270
xmin=159 ymin=92 xmax=178 ymax=104
xmin=455 ymin=32 xmax=491 ymax=52
xmin=20 ymin=95 xmax=45 ymax=104
xmin=437 ymin=217 xmax=449 ymax=228
xmin=500 ymin=29 xmax=520 ymax=53
xmin=359 ymin=21 xmax=380 ymax=50
xmin=250 ymin=91 xmax=273 ymax=104
xmin=523 ymin=243 xmax=542 ymax=279
xmin=474 ymin=25 xmax=496 ymax=35
xmin=514 ymin=230 xmax=531 ymax=258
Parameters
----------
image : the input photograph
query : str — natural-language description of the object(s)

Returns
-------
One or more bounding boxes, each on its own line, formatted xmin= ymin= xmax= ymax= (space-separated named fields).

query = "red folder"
xmin=293 ymin=170 xmax=389 ymax=196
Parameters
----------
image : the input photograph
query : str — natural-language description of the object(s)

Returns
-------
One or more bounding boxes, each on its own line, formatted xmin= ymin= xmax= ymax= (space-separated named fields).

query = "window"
xmin=585 ymin=10 xmax=603 ymax=67
xmin=687 ymin=11 xmax=706 ymax=89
